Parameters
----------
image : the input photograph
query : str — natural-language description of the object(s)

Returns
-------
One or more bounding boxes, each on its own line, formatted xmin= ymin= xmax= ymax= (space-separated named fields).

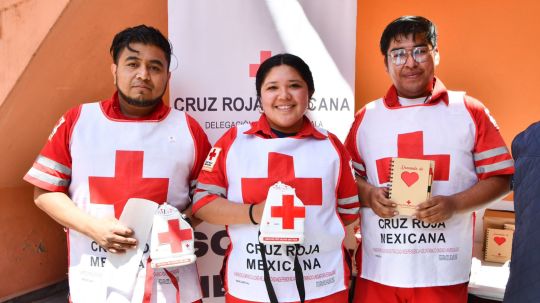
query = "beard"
xmin=117 ymin=85 xmax=166 ymax=108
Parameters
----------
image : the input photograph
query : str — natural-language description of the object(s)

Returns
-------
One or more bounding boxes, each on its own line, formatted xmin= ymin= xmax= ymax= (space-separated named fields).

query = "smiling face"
xmin=111 ymin=42 xmax=170 ymax=117
xmin=260 ymin=65 xmax=310 ymax=133
xmin=386 ymin=33 xmax=438 ymax=98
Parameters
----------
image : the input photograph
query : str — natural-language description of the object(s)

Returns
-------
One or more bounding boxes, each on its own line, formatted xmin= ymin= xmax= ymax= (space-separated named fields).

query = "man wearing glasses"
xmin=345 ymin=16 xmax=514 ymax=303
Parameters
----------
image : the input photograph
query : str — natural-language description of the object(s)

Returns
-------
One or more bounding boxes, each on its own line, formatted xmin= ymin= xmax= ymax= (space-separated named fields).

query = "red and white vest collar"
xmin=244 ymin=114 xmax=327 ymax=140
xmin=100 ymin=91 xmax=171 ymax=121
xmin=383 ymin=77 xmax=450 ymax=108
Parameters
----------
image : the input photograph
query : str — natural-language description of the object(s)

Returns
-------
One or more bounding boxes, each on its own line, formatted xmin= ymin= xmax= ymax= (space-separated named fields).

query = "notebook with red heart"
xmin=484 ymin=228 xmax=513 ymax=263
xmin=388 ymin=157 xmax=435 ymax=216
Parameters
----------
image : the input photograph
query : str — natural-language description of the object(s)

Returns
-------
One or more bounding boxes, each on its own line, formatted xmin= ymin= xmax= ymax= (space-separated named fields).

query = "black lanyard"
xmin=258 ymin=232 xmax=305 ymax=303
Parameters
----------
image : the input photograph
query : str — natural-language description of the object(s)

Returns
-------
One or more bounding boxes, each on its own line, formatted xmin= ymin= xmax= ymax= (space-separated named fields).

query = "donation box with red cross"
xmin=259 ymin=181 xmax=306 ymax=244
xmin=150 ymin=203 xmax=196 ymax=268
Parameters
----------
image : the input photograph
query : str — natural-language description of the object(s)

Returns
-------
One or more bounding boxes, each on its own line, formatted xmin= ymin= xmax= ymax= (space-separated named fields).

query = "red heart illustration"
xmin=401 ymin=172 xmax=419 ymax=187
xmin=494 ymin=236 xmax=506 ymax=245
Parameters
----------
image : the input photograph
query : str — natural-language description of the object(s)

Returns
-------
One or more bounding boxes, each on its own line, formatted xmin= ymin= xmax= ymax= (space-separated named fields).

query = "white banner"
xmin=168 ymin=1 xmax=356 ymax=301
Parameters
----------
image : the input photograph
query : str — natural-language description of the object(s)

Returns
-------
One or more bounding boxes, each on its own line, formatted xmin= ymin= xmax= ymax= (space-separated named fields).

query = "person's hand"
xmin=414 ymin=195 xmax=457 ymax=223
xmin=88 ymin=217 xmax=137 ymax=253
xmin=366 ymin=186 xmax=397 ymax=218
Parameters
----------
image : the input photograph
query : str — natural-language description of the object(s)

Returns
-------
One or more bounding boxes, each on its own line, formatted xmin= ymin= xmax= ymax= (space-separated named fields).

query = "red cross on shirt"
xmin=158 ymin=219 xmax=193 ymax=253
xmin=271 ymin=195 xmax=305 ymax=229
xmin=89 ymin=150 xmax=169 ymax=218
xmin=241 ymin=152 xmax=322 ymax=205
xmin=208 ymin=148 xmax=218 ymax=161
xmin=376 ymin=131 xmax=450 ymax=184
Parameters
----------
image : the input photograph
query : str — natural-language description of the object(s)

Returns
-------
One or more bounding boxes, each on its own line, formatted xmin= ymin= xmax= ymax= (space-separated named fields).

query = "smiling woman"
xmin=259 ymin=65 xmax=309 ymax=133
xmin=256 ymin=54 xmax=314 ymax=134
xmin=192 ymin=53 xmax=360 ymax=303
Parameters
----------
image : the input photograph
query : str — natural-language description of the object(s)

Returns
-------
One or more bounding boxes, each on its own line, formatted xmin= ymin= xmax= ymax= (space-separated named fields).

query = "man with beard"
xmin=23 ymin=25 xmax=209 ymax=302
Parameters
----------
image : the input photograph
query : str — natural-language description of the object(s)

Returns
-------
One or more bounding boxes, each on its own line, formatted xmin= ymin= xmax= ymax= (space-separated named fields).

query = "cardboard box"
xmin=504 ymin=224 xmax=515 ymax=231
xmin=482 ymin=209 xmax=515 ymax=263
xmin=484 ymin=228 xmax=513 ymax=263
xmin=482 ymin=209 xmax=515 ymax=237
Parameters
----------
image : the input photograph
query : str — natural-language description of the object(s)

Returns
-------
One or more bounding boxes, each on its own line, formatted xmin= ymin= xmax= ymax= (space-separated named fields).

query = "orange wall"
xmin=2 ymin=0 xmax=539 ymax=299
xmin=0 ymin=0 xmax=68 ymax=106
xmin=356 ymin=0 xmax=540 ymax=147
xmin=0 ymin=0 xmax=167 ymax=300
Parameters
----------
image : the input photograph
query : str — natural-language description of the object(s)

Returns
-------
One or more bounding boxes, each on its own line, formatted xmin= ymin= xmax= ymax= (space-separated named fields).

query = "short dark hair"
xmin=380 ymin=16 xmax=437 ymax=55
xmin=255 ymin=53 xmax=315 ymax=98
xmin=110 ymin=25 xmax=172 ymax=68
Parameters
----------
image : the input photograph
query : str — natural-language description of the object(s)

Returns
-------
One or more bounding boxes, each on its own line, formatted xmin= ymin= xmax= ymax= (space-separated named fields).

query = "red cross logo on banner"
xmin=271 ymin=195 xmax=305 ymax=229
xmin=376 ymin=131 xmax=450 ymax=184
xmin=89 ymin=150 xmax=169 ymax=218
xmin=241 ymin=152 xmax=322 ymax=205
xmin=158 ymin=219 xmax=193 ymax=253
xmin=249 ymin=50 xmax=272 ymax=77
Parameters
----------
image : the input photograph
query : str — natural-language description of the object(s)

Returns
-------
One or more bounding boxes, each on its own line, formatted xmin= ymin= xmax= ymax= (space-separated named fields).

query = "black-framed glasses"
xmin=388 ymin=46 xmax=433 ymax=66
